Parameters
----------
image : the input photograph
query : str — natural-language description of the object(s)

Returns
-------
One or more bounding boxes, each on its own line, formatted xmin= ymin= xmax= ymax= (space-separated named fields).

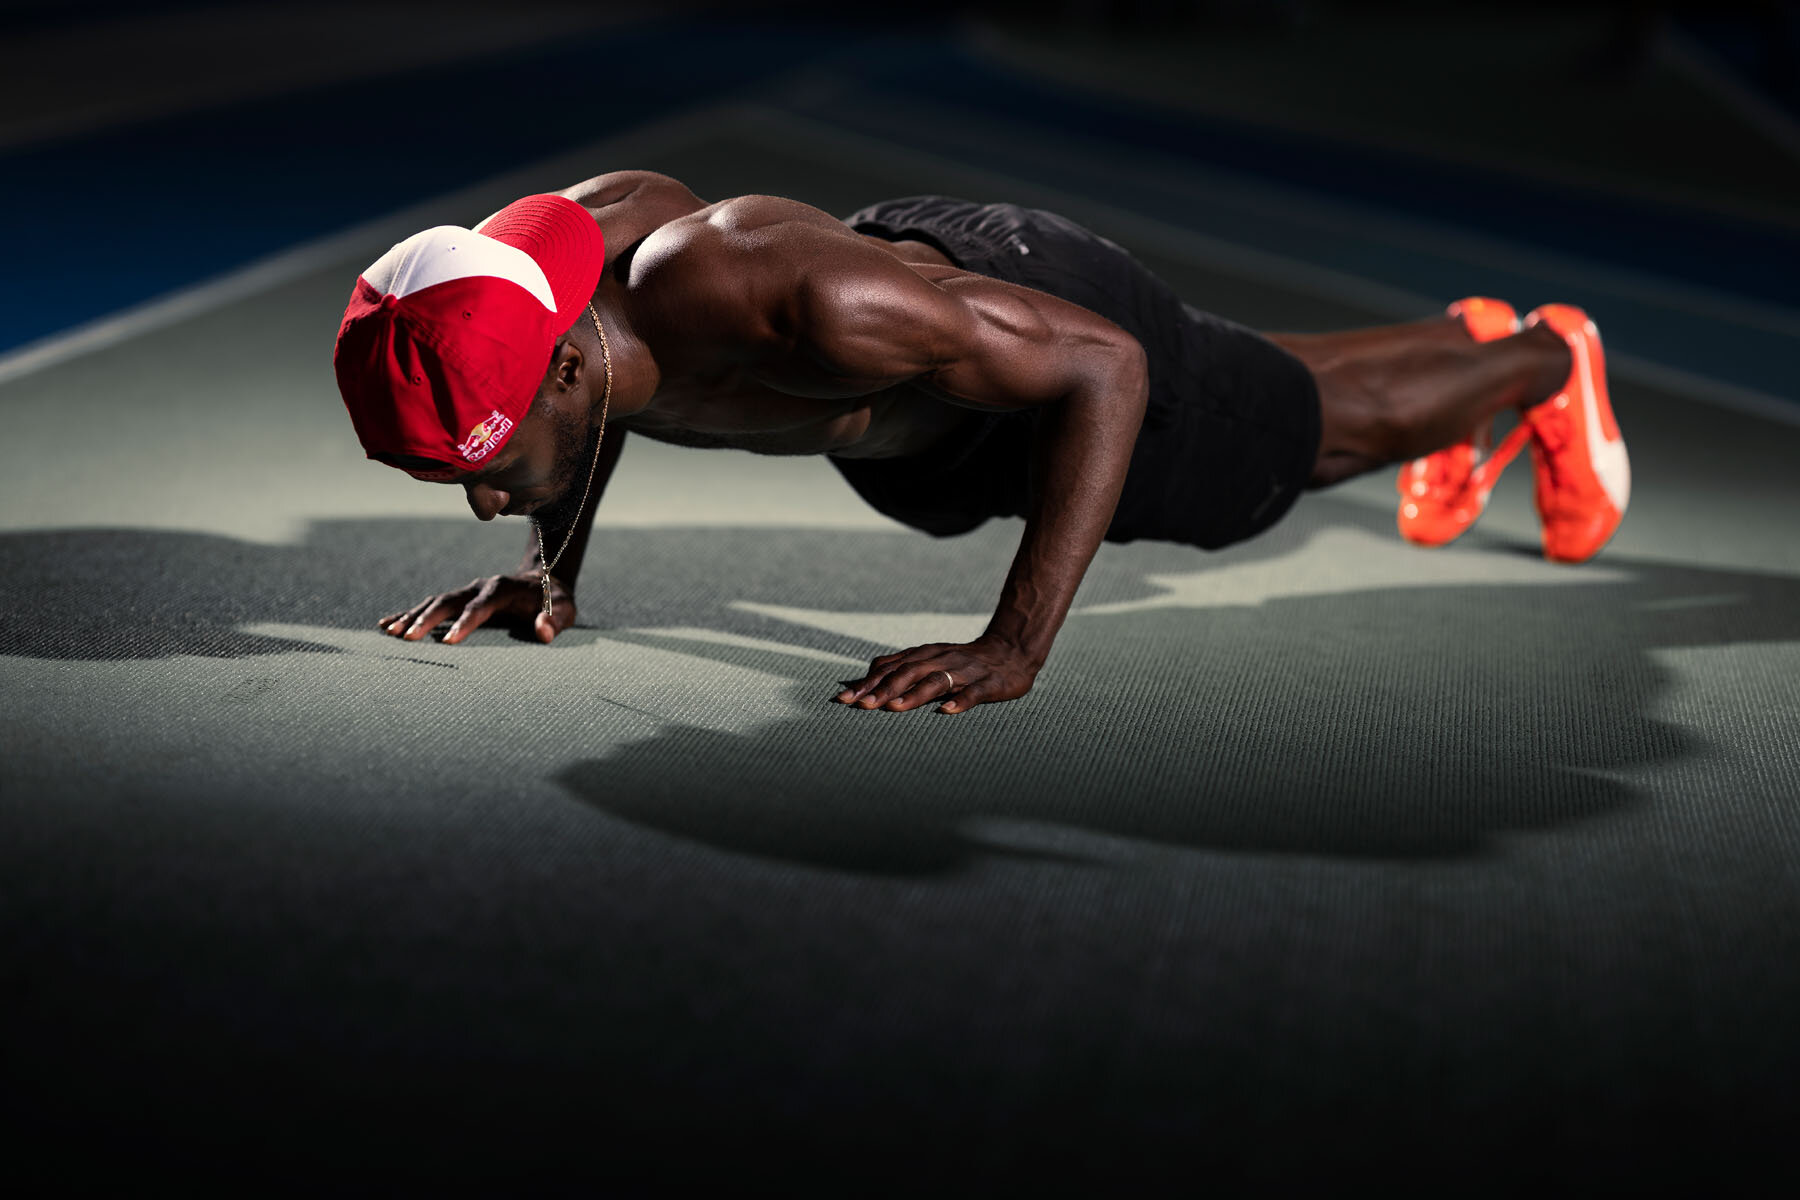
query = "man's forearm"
xmin=984 ymin=348 xmax=1149 ymax=665
xmin=515 ymin=428 xmax=628 ymax=589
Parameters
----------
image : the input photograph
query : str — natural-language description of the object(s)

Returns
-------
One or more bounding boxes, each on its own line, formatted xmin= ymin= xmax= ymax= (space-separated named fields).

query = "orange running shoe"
xmin=1521 ymin=304 xmax=1630 ymax=563
xmin=1396 ymin=297 xmax=1531 ymax=547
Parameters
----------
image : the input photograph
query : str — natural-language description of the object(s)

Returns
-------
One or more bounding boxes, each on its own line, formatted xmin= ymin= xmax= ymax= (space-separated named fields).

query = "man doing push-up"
xmin=333 ymin=172 xmax=1628 ymax=714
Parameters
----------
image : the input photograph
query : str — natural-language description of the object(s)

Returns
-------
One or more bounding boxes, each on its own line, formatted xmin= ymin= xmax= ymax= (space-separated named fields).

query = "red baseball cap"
xmin=333 ymin=194 xmax=605 ymax=481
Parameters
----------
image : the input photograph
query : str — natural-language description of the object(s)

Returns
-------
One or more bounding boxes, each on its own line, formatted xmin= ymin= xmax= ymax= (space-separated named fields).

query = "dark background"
xmin=4 ymin=0 xmax=1798 ymax=1188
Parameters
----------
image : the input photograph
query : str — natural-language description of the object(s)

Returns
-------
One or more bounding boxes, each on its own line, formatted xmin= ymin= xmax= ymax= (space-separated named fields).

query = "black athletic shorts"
xmin=831 ymin=195 xmax=1322 ymax=549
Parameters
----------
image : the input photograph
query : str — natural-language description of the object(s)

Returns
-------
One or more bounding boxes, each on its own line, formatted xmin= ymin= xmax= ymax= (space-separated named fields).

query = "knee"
xmin=1308 ymin=448 xmax=1382 ymax=489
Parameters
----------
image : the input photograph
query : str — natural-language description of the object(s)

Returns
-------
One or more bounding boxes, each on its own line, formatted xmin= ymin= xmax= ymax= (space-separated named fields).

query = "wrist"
xmin=979 ymin=627 xmax=1050 ymax=670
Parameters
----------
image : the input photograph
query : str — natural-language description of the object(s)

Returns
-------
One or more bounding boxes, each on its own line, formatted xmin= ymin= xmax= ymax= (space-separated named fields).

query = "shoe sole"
xmin=1397 ymin=297 xmax=1523 ymax=547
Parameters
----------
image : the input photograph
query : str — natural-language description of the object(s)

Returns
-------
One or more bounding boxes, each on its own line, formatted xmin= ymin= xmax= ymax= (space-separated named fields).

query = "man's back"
xmin=560 ymin=178 xmax=1081 ymax=461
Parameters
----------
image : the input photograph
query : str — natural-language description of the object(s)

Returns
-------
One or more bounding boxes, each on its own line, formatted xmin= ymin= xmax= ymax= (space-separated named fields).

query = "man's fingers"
xmin=402 ymin=600 xmax=457 ymax=641
xmin=837 ymin=668 xmax=890 ymax=704
xmin=442 ymin=604 xmax=495 ymax=645
xmin=862 ymin=660 xmax=959 ymax=710
xmin=833 ymin=639 xmax=1031 ymax=714
xmin=887 ymin=665 xmax=964 ymax=712
xmin=938 ymin=681 xmax=986 ymax=714
xmin=866 ymin=645 xmax=938 ymax=671
xmin=381 ymin=599 xmax=432 ymax=635
xmin=839 ymin=660 xmax=914 ymax=704
xmin=837 ymin=661 xmax=902 ymax=703
xmin=384 ymin=608 xmax=429 ymax=637
xmin=385 ymin=590 xmax=473 ymax=638
xmin=837 ymin=645 xmax=957 ymax=703
xmin=439 ymin=583 xmax=502 ymax=645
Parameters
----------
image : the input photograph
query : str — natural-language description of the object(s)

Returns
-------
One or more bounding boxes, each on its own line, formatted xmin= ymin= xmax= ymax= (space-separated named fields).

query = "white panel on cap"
xmin=360 ymin=225 xmax=557 ymax=312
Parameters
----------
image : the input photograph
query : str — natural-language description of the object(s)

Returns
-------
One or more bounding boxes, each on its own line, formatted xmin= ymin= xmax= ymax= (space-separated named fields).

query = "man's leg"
xmin=1269 ymin=315 xmax=1572 ymax=488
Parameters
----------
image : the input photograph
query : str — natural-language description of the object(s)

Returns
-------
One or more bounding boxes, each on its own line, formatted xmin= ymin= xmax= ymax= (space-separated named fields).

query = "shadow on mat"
xmin=536 ymin=502 xmax=1785 ymax=863
xmin=3 ymin=501 xmax=1794 ymax=860
xmin=558 ymin=546 xmax=1800 ymax=864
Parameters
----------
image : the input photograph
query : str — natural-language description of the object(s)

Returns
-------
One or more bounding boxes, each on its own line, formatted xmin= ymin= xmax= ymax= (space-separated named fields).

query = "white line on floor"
xmin=0 ymin=107 xmax=730 ymax=390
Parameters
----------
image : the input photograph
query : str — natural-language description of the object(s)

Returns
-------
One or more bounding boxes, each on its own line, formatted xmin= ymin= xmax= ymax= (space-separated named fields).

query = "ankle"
xmin=1522 ymin=323 xmax=1572 ymax=406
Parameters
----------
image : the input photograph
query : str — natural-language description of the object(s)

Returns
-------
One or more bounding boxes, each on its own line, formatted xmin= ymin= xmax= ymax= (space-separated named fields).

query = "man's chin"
xmin=529 ymin=486 xmax=585 ymax=532
xmin=530 ymin=417 xmax=602 ymax=531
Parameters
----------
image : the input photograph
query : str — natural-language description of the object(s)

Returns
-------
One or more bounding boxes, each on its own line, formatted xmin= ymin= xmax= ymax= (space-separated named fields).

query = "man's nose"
xmin=464 ymin=482 xmax=509 ymax=522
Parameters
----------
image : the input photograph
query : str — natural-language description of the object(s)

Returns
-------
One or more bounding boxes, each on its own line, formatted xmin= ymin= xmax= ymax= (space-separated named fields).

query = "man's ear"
xmin=550 ymin=338 xmax=583 ymax=392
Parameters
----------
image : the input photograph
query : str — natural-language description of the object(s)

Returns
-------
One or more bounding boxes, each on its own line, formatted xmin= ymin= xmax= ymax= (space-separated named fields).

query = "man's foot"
xmin=1522 ymin=304 xmax=1630 ymax=563
xmin=1396 ymin=297 xmax=1530 ymax=547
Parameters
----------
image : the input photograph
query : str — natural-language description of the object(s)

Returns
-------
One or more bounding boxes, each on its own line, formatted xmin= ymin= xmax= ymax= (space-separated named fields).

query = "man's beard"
xmin=529 ymin=408 xmax=601 ymax=533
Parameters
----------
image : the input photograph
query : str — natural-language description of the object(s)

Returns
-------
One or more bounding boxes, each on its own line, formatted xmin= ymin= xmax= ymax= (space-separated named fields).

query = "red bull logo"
xmin=457 ymin=409 xmax=513 ymax=463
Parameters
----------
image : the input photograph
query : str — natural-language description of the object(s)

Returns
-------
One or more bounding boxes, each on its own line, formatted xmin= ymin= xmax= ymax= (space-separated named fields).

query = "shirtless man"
xmin=333 ymin=172 xmax=1628 ymax=714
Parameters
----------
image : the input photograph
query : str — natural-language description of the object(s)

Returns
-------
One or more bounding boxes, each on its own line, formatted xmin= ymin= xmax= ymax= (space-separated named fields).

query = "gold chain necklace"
xmin=534 ymin=302 xmax=612 ymax=623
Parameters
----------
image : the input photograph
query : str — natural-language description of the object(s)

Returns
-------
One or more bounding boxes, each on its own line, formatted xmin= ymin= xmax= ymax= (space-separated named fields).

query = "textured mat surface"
xmin=5 ymin=114 xmax=1800 ymax=1187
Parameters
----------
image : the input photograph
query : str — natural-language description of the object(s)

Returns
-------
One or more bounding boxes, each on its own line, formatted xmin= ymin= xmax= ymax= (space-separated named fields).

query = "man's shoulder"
xmin=627 ymin=194 xmax=873 ymax=315
xmin=636 ymin=194 xmax=853 ymax=260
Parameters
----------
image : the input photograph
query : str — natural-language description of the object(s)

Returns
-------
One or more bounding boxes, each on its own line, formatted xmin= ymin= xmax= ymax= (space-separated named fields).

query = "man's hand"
xmin=379 ymin=572 xmax=576 ymax=645
xmin=835 ymin=636 xmax=1040 ymax=715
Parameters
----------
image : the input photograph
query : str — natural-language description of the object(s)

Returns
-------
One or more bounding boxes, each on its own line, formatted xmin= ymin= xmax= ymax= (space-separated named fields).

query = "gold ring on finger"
xmin=939 ymin=669 xmax=956 ymax=691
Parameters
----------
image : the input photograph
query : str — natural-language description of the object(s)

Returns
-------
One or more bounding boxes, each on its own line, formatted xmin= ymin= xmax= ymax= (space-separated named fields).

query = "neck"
xmin=589 ymin=281 xmax=659 ymax=419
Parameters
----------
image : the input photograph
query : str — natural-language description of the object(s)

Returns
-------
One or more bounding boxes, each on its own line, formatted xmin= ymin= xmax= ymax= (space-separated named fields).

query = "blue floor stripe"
xmin=0 ymin=21 xmax=846 ymax=353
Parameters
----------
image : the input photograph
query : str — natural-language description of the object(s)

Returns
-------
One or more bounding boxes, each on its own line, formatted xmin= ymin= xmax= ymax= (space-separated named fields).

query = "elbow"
xmin=1056 ymin=337 xmax=1147 ymax=445
xmin=1099 ymin=336 xmax=1149 ymax=426
xmin=1036 ymin=334 xmax=1148 ymax=431
xmin=1119 ymin=336 xmax=1149 ymax=396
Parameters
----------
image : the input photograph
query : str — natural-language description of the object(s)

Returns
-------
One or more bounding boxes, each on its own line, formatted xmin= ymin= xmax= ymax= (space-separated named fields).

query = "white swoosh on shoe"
xmin=1573 ymin=321 xmax=1631 ymax=514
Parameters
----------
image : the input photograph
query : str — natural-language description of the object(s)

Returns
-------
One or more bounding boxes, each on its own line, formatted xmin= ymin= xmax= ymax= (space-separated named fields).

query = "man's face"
xmin=457 ymin=395 xmax=596 ymax=526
